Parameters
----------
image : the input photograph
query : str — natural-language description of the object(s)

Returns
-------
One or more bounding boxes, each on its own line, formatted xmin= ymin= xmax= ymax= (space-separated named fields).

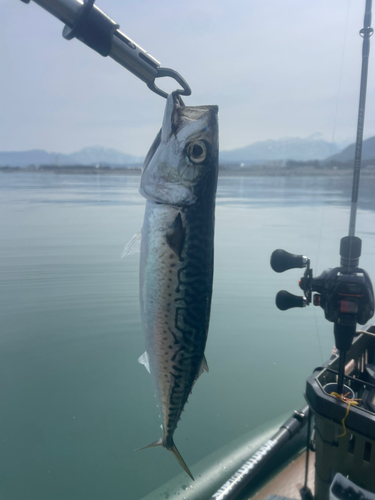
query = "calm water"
xmin=1 ymin=172 xmax=375 ymax=500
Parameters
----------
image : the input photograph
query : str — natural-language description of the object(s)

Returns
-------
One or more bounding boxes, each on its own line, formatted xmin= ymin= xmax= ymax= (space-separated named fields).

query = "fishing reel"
xmin=270 ymin=236 xmax=375 ymax=393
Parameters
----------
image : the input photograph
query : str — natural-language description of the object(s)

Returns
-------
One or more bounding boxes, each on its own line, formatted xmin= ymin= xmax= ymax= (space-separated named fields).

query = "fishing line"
xmin=328 ymin=0 xmax=351 ymax=166
xmin=330 ymin=392 xmax=360 ymax=437
xmin=313 ymin=0 xmax=351 ymax=364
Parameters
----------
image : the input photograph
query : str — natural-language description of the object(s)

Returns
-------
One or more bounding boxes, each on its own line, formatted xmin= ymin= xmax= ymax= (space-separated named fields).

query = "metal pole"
xmin=348 ymin=0 xmax=373 ymax=238
xmin=32 ymin=0 xmax=82 ymax=26
xmin=20 ymin=0 xmax=191 ymax=98
xmin=337 ymin=350 xmax=346 ymax=395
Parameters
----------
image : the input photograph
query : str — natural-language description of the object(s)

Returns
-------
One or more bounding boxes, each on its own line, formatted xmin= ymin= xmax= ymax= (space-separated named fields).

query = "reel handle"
xmin=271 ymin=249 xmax=307 ymax=273
xmin=276 ymin=290 xmax=306 ymax=311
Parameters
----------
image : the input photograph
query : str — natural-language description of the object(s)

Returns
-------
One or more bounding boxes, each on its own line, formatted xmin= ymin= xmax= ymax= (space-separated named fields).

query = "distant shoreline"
xmin=1 ymin=165 xmax=375 ymax=177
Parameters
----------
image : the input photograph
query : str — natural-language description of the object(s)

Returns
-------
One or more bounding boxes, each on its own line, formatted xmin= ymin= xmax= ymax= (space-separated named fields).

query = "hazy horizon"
xmin=0 ymin=133 xmax=356 ymax=156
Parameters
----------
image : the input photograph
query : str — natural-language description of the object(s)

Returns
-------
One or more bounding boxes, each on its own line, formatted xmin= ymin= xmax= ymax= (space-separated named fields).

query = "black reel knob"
xmin=276 ymin=291 xmax=307 ymax=311
xmin=270 ymin=249 xmax=307 ymax=273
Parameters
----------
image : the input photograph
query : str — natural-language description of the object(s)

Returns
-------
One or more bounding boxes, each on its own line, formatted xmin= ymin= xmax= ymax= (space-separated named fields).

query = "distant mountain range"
xmin=1 ymin=135 xmax=375 ymax=167
xmin=326 ymin=136 xmax=375 ymax=163
xmin=220 ymin=134 xmax=349 ymax=163
xmin=0 ymin=147 xmax=141 ymax=167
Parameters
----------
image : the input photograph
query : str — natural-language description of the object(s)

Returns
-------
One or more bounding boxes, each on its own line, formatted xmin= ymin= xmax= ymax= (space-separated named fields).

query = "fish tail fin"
xmin=168 ymin=441 xmax=194 ymax=481
xmin=136 ymin=438 xmax=163 ymax=451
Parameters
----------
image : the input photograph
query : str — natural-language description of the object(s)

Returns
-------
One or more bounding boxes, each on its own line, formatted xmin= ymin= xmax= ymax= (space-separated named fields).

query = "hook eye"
xmin=147 ymin=67 xmax=192 ymax=99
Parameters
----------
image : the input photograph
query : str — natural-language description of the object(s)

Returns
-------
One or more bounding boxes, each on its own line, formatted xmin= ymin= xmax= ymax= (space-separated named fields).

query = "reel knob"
xmin=271 ymin=249 xmax=308 ymax=273
xmin=276 ymin=290 xmax=307 ymax=311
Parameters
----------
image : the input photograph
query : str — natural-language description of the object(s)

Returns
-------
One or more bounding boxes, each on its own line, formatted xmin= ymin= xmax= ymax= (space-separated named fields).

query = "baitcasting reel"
xmin=270 ymin=236 xmax=375 ymax=393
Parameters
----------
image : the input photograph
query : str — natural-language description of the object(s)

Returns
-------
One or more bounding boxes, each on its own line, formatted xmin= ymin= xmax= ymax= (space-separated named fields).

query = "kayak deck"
xmin=249 ymin=451 xmax=315 ymax=500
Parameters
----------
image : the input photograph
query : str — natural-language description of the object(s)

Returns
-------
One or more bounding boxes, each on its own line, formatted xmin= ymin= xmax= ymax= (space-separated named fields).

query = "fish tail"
xmin=167 ymin=441 xmax=194 ymax=481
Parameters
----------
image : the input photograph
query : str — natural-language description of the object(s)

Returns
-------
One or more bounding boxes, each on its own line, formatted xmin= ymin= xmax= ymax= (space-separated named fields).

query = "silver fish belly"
xmin=138 ymin=92 xmax=219 ymax=479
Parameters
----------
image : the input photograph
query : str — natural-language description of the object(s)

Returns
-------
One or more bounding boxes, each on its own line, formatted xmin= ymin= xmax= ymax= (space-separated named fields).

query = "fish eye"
xmin=187 ymin=141 xmax=207 ymax=164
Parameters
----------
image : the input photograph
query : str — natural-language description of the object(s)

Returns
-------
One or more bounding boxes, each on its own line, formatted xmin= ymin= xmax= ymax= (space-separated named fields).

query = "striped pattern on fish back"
xmin=140 ymin=198 xmax=215 ymax=447
xmin=162 ymin=201 xmax=214 ymax=445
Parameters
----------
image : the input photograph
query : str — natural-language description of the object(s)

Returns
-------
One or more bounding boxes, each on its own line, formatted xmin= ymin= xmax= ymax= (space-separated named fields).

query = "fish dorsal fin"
xmin=121 ymin=230 xmax=142 ymax=258
xmin=197 ymin=355 xmax=209 ymax=379
xmin=191 ymin=355 xmax=209 ymax=392
xmin=138 ymin=351 xmax=150 ymax=373
xmin=166 ymin=213 xmax=185 ymax=258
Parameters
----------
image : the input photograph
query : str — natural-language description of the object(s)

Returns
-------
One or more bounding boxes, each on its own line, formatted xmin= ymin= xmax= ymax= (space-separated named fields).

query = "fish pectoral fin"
xmin=166 ymin=212 xmax=185 ymax=258
xmin=138 ymin=351 xmax=151 ymax=373
xmin=168 ymin=442 xmax=194 ymax=481
xmin=121 ymin=230 xmax=142 ymax=258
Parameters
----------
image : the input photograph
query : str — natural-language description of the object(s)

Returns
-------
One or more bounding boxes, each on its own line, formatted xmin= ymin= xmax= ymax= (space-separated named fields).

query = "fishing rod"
xmin=19 ymin=0 xmax=191 ymax=98
xmin=349 ymin=0 xmax=374 ymax=239
xmin=270 ymin=0 xmax=375 ymax=396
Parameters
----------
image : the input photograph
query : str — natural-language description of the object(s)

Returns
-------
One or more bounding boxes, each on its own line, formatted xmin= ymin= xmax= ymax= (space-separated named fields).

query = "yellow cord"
xmin=330 ymin=392 xmax=360 ymax=438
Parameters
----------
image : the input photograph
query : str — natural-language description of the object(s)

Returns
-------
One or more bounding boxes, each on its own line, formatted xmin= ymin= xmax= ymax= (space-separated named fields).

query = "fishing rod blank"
xmin=348 ymin=0 xmax=373 ymax=239
xmin=270 ymin=1 xmax=375 ymax=396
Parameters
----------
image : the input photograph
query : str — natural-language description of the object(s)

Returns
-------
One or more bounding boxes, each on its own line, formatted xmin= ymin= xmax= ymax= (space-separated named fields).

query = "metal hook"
xmin=147 ymin=67 xmax=192 ymax=99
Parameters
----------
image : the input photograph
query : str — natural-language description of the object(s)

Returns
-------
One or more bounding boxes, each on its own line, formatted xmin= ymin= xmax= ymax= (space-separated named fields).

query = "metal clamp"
xmin=62 ymin=0 xmax=119 ymax=57
xmin=21 ymin=0 xmax=191 ymax=98
xmin=148 ymin=67 xmax=191 ymax=99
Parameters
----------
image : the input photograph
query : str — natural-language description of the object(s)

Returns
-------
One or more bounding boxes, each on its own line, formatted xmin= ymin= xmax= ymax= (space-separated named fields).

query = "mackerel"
xmin=137 ymin=92 xmax=219 ymax=479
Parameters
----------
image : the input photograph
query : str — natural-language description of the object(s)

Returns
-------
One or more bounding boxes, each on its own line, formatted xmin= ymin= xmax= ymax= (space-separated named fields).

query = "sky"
xmin=2 ymin=0 xmax=375 ymax=157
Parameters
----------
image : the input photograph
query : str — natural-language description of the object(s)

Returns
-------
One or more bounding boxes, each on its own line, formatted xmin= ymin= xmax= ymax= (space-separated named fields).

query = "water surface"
xmin=1 ymin=172 xmax=375 ymax=500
